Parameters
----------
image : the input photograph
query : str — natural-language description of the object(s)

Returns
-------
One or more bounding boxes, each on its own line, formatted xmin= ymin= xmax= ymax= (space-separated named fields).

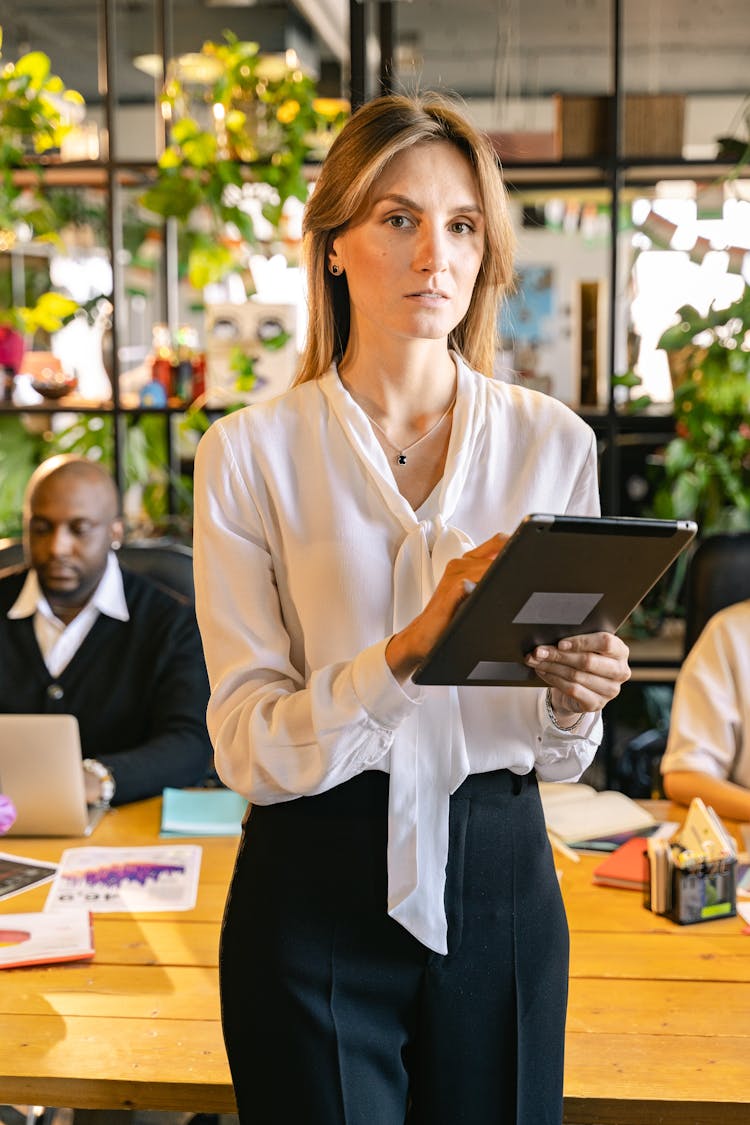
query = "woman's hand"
xmin=386 ymin=533 xmax=508 ymax=683
xmin=524 ymin=631 xmax=631 ymax=727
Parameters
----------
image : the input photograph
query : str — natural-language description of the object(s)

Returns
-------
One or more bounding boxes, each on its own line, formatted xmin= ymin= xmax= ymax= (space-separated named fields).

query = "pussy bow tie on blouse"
xmin=323 ymin=363 xmax=483 ymax=954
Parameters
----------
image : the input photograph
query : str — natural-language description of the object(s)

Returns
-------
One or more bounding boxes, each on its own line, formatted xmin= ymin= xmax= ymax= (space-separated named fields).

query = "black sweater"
xmin=0 ymin=566 xmax=213 ymax=804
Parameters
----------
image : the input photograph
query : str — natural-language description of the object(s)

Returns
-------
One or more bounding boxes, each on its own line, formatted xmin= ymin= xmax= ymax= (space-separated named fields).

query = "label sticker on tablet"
xmin=468 ymin=661 xmax=536 ymax=682
xmin=512 ymin=592 xmax=603 ymax=626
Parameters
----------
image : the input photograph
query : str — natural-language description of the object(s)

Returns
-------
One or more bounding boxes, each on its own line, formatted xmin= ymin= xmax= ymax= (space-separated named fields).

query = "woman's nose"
xmin=413 ymin=227 xmax=447 ymax=273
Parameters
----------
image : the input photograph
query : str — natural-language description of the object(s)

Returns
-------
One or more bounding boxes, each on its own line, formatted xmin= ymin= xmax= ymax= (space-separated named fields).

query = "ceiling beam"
xmin=290 ymin=0 xmax=349 ymax=63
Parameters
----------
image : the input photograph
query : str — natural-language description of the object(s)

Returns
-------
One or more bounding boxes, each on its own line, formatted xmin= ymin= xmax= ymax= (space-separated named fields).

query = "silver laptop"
xmin=0 ymin=714 xmax=108 ymax=837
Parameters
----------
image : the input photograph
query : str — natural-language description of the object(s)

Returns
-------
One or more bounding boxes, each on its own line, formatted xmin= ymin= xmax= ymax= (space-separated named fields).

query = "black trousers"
xmin=219 ymin=769 xmax=569 ymax=1125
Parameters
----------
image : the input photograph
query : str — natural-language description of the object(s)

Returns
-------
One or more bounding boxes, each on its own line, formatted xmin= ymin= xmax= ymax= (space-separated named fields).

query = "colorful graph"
xmin=60 ymin=861 xmax=186 ymax=889
xmin=45 ymin=845 xmax=202 ymax=913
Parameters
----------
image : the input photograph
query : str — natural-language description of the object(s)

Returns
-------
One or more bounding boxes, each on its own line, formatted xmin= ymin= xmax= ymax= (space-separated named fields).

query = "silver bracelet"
xmin=545 ymin=688 xmax=585 ymax=733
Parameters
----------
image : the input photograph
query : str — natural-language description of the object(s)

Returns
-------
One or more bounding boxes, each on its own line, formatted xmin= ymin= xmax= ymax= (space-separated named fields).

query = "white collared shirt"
xmin=8 ymin=551 xmax=129 ymax=677
xmin=193 ymin=355 xmax=603 ymax=953
xmin=661 ymin=600 xmax=750 ymax=787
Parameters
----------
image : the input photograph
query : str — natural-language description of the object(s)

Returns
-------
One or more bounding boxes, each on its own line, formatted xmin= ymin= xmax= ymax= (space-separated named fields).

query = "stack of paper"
xmin=675 ymin=797 xmax=736 ymax=863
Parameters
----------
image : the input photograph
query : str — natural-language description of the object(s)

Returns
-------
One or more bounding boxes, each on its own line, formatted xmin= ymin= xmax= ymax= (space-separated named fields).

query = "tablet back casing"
xmin=413 ymin=514 xmax=696 ymax=686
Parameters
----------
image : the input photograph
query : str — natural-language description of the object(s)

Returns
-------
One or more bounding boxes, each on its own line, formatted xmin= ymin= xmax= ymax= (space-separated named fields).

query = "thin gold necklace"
xmin=362 ymin=395 xmax=457 ymax=465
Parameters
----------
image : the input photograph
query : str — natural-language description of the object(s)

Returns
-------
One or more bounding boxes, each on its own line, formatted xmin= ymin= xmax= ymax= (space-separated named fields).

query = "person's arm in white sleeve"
xmin=565 ymin=426 xmax=601 ymax=521
xmin=525 ymin=421 xmax=635 ymax=781
xmin=661 ymin=612 xmax=749 ymax=820
xmin=534 ymin=694 xmax=603 ymax=781
xmin=193 ymin=422 xmax=420 ymax=804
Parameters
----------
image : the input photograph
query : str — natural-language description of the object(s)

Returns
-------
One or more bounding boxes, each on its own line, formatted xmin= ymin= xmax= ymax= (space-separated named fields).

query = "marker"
xmin=547 ymin=830 xmax=580 ymax=863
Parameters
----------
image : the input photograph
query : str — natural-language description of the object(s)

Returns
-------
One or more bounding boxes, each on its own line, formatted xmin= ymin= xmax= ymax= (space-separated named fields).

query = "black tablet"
xmin=412 ymin=514 xmax=697 ymax=687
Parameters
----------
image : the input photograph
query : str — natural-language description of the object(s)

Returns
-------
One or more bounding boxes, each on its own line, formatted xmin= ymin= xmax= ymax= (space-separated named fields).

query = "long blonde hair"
xmin=295 ymin=93 xmax=516 ymax=384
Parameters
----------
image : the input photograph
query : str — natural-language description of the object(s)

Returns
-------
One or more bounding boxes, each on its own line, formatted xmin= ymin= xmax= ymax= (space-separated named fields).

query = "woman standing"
xmin=193 ymin=93 xmax=629 ymax=1125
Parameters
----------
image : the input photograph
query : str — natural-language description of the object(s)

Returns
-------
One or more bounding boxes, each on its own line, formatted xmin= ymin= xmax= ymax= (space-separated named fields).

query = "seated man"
xmin=661 ymin=599 xmax=750 ymax=821
xmin=0 ymin=454 xmax=213 ymax=807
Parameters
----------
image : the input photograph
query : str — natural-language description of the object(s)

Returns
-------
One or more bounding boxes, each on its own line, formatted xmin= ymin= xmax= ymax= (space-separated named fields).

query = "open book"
xmin=539 ymin=782 xmax=657 ymax=845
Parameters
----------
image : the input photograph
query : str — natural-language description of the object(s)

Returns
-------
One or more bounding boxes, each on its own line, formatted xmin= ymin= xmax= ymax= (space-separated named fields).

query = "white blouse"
xmin=193 ymin=354 xmax=603 ymax=953
xmin=661 ymin=600 xmax=750 ymax=787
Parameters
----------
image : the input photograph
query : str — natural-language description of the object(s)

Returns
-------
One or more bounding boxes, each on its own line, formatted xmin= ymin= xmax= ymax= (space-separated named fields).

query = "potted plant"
xmin=652 ymin=286 xmax=750 ymax=534
xmin=139 ymin=31 xmax=348 ymax=289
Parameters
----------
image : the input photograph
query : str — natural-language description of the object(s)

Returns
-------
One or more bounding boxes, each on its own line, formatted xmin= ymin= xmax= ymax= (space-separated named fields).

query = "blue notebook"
xmin=160 ymin=787 xmax=248 ymax=837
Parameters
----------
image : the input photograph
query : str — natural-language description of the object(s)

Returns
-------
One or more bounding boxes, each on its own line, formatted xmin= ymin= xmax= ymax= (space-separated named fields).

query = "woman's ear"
xmin=328 ymin=234 xmax=345 ymax=277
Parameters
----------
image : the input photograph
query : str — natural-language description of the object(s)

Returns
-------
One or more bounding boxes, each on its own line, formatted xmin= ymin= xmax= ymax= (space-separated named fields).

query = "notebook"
xmin=592 ymin=837 xmax=651 ymax=890
xmin=0 ymin=714 xmax=108 ymax=837
xmin=160 ymin=786 xmax=248 ymax=837
xmin=539 ymin=782 xmax=657 ymax=843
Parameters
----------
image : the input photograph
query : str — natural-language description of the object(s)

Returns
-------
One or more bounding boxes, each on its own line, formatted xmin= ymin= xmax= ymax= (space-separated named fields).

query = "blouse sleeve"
xmin=533 ymin=421 xmax=603 ymax=780
xmin=193 ymin=420 xmax=420 ymax=804
xmin=661 ymin=614 xmax=742 ymax=782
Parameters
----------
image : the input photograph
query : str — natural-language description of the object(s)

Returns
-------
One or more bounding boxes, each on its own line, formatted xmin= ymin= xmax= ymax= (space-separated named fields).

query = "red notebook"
xmin=592 ymin=836 xmax=650 ymax=890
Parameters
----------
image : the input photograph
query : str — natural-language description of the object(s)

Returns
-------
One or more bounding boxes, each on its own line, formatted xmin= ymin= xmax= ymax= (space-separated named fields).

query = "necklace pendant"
xmin=397 ymin=453 xmax=407 ymax=465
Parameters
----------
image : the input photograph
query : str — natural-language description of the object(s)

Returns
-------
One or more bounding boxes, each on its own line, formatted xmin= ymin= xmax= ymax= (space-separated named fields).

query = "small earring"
xmin=330 ymin=263 xmax=341 ymax=275
xmin=111 ymin=540 xmax=121 ymax=551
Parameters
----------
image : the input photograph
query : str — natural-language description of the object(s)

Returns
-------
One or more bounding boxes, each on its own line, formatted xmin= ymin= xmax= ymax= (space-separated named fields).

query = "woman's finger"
xmin=462 ymin=532 xmax=509 ymax=560
xmin=524 ymin=631 xmax=631 ymax=714
xmin=526 ymin=634 xmax=630 ymax=679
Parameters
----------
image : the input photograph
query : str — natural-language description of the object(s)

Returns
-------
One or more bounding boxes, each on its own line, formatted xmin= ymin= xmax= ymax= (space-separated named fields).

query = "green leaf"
xmin=182 ymin=132 xmax=218 ymax=168
xmin=187 ymin=241 xmax=235 ymax=289
xmin=171 ymin=116 xmax=203 ymax=145
xmin=663 ymin=438 xmax=693 ymax=474
xmin=612 ymin=370 xmax=643 ymax=389
xmin=14 ymin=51 xmax=51 ymax=85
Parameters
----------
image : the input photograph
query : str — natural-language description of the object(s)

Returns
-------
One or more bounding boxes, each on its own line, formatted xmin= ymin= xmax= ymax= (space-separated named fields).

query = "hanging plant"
xmin=0 ymin=27 xmax=86 ymax=340
xmin=138 ymin=31 xmax=348 ymax=289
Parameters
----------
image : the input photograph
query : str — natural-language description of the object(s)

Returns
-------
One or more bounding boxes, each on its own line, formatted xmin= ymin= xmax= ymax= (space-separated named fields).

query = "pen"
xmin=547 ymin=830 xmax=580 ymax=863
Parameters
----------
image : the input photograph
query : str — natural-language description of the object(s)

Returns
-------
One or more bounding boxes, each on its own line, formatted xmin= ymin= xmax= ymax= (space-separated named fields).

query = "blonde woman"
xmin=194 ymin=93 xmax=629 ymax=1124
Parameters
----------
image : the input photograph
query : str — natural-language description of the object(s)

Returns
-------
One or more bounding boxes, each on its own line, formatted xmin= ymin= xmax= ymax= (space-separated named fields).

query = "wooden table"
xmin=562 ymin=799 xmax=750 ymax=1124
xmin=0 ymin=798 xmax=238 ymax=1115
xmin=2 ymin=797 xmax=750 ymax=1122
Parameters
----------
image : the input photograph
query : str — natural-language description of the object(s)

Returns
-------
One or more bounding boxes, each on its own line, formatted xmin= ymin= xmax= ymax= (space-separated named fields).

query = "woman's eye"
xmin=386 ymin=214 xmax=412 ymax=229
xmin=451 ymin=221 xmax=474 ymax=234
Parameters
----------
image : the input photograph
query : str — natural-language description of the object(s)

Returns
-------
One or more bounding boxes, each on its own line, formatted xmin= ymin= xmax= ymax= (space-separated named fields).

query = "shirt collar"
xmin=7 ymin=551 xmax=130 ymax=623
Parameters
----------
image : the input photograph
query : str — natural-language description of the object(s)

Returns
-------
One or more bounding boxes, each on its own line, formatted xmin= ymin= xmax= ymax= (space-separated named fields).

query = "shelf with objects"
xmin=0 ymin=0 xmax=349 ymax=540
xmin=1 ymin=0 xmax=749 ymax=553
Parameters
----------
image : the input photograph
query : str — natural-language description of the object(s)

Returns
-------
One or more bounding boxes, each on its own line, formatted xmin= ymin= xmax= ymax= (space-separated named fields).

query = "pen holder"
xmin=645 ymin=856 xmax=737 ymax=924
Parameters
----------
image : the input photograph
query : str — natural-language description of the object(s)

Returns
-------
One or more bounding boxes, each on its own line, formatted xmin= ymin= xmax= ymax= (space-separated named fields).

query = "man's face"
xmin=26 ymin=472 xmax=122 ymax=612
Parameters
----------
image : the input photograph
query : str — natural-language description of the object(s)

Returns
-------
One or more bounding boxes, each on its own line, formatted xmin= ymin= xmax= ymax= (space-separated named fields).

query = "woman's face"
xmin=330 ymin=140 xmax=485 ymax=352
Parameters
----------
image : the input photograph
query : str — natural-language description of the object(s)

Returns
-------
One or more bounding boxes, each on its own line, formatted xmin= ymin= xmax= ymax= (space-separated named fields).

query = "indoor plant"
xmin=0 ymin=28 xmax=85 ymax=351
xmin=652 ymin=286 xmax=750 ymax=534
xmin=139 ymin=31 xmax=347 ymax=289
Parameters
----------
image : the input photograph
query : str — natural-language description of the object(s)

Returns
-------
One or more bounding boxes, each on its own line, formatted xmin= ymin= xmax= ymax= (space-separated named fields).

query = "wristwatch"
xmin=82 ymin=758 xmax=116 ymax=806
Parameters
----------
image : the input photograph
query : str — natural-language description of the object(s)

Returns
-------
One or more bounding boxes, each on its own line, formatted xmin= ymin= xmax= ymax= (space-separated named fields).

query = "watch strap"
xmin=82 ymin=758 xmax=116 ymax=805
